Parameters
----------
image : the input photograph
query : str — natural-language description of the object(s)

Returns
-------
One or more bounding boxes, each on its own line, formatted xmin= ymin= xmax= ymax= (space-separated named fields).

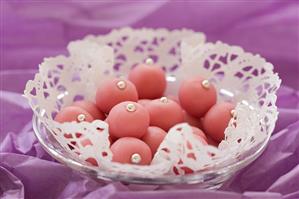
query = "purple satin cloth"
xmin=1 ymin=1 xmax=299 ymax=199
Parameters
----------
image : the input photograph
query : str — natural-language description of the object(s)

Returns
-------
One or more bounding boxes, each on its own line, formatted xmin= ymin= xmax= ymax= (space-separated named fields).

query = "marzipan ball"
xmin=128 ymin=59 xmax=166 ymax=99
xmin=206 ymin=135 xmax=219 ymax=147
xmin=179 ymin=76 xmax=217 ymax=117
xmin=107 ymin=101 xmax=150 ymax=138
xmin=73 ymin=100 xmax=105 ymax=120
xmin=146 ymin=97 xmax=184 ymax=131
xmin=142 ymin=126 xmax=167 ymax=155
xmin=167 ymin=95 xmax=180 ymax=105
xmin=96 ymin=78 xmax=138 ymax=113
xmin=54 ymin=106 xmax=94 ymax=123
xmin=138 ymin=99 xmax=151 ymax=107
xmin=183 ymin=111 xmax=203 ymax=129
xmin=203 ymin=102 xmax=235 ymax=142
xmin=111 ymin=137 xmax=152 ymax=165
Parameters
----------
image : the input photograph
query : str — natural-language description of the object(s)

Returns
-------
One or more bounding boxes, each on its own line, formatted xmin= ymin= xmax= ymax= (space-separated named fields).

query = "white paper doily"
xmin=24 ymin=28 xmax=281 ymax=177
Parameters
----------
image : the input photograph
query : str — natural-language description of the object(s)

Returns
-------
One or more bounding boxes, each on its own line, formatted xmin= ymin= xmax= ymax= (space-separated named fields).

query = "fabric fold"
xmin=1 ymin=1 xmax=299 ymax=198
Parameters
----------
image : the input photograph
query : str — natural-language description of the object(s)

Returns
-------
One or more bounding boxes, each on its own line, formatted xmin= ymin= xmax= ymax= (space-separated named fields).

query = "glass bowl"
xmin=32 ymin=112 xmax=270 ymax=188
xmin=26 ymin=28 xmax=280 ymax=188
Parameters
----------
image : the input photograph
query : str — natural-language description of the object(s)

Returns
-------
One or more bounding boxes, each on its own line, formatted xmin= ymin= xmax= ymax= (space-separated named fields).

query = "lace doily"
xmin=24 ymin=28 xmax=281 ymax=177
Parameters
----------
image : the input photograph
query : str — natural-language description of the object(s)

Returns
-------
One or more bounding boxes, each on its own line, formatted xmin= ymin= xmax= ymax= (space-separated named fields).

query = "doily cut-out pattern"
xmin=24 ymin=28 xmax=280 ymax=177
xmin=179 ymin=41 xmax=281 ymax=152
xmin=84 ymin=27 xmax=206 ymax=75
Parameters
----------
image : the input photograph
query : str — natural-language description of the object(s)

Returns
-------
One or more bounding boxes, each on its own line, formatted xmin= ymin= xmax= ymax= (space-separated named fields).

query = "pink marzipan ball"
xmin=107 ymin=101 xmax=150 ymax=138
xmin=146 ymin=97 xmax=184 ymax=131
xmin=73 ymin=100 xmax=105 ymax=120
xmin=138 ymin=99 xmax=151 ymax=107
xmin=128 ymin=63 xmax=166 ymax=99
xmin=96 ymin=78 xmax=138 ymax=113
xmin=179 ymin=76 xmax=217 ymax=118
xmin=141 ymin=126 xmax=167 ymax=155
xmin=206 ymin=135 xmax=219 ymax=147
xmin=203 ymin=102 xmax=235 ymax=142
xmin=167 ymin=95 xmax=180 ymax=105
xmin=183 ymin=111 xmax=203 ymax=129
xmin=111 ymin=137 xmax=152 ymax=165
xmin=54 ymin=106 xmax=94 ymax=123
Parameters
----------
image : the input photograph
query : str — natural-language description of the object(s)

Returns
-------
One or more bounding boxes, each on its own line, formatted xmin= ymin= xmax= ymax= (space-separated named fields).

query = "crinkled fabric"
xmin=1 ymin=1 xmax=299 ymax=199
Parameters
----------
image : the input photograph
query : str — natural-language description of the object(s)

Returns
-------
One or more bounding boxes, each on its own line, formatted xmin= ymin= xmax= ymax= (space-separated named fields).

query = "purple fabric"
xmin=1 ymin=1 xmax=299 ymax=199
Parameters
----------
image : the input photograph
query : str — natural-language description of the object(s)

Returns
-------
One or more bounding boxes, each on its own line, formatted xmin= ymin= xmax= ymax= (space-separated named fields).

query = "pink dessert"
xmin=128 ymin=61 xmax=166 ymax=99
xmin=141 ymin=126 xmax=167 ymax=155
xmin=73 ymin=100 xmax=105 ymax=120
xmin=108 ymin=135 xmax=116 ymax=145
xmin=111 ymin=137 xmax=152 ymax=165
xmin=54 ymin=106 xmax=94 ymax=123
xmin=107 ymin=101 xmax=150 ymax=138
xmin=167 ymin=95 xmax=180 ymax=105
xmin=183 ymin=111 xmax=203 ymax=129
xmin=206 ymin=135 xmax=219 ymax=147
xmin=96 ymin=78 xmax=138 ymax=113
xmin=146 ymin=97 xmax=184 ymax=131
xmin=137 ymin=99 xmax=151 ymax=107
xmin=203 ymin=102 xmax=235 ymax=142
xmin=179 ymin=76 xmax=217 ymax=118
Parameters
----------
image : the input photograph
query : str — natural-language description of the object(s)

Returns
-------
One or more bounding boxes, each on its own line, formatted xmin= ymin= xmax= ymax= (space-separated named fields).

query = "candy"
xmin=73 ymin=100 xmax=105 ymax=120
xmin=203 ymin=102 xmax=235 ymax=142
xmin=96 ymin=78 xmax=138 ymax=113
xmin=111 ymin=137 xmax=152 ymax=165
xmin=146 ymin=97 xmax=184 ymax=131
xmin=206 ymin=135 xmax=219 ymax=147
xmin=107 ymin=101 xmax=150 ymax=138
xmin=142 ymin=126 xmax=167 ymax=155
xmin=138 ymin=99 xmax=151 ymax=107
xmin=167 ymin=95 xmax=180 ymax=105
xmin=183 ymin=111 xmax=203 ymax=129
xmin=108 ymin=135 xmax=116 ymax=145
xmin=179 ymin=76 xmax=217 ymax=117
xmin=54 ymin=106 xmax=94 ymax=123
xmin=128 ymin=59 xmax=166 ymax=99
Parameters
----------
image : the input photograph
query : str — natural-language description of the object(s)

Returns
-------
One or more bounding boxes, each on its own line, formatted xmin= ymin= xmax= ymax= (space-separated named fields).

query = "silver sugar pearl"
xmin=201 ymin=79 xmax=210 ymax=89
xmin=131 ymin=153 xmax=142 ymax=164
xmin=160 ymin=97 xmax=168 ymax=103
xmin=126 ymin=103 xmax=136 ymax=112
xmin=116 ymin=80 xmax=126 ymax=90
xmin=77 ymin=114 xmax=86 ymax=122
xmin=145 ymin=58 xmax=154 ymax=65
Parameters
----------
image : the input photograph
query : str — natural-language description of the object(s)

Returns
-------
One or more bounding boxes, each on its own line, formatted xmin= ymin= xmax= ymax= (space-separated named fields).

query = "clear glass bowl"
xmin=32 ymin=113 xmax=270 ymax=188
xmin=26 ymin=28 xmax=280 ymax=189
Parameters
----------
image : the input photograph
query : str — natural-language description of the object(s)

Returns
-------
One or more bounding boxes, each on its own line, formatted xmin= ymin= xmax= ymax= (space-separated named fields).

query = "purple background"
xmin=1 ymin=1 xmax=299 ymax=199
